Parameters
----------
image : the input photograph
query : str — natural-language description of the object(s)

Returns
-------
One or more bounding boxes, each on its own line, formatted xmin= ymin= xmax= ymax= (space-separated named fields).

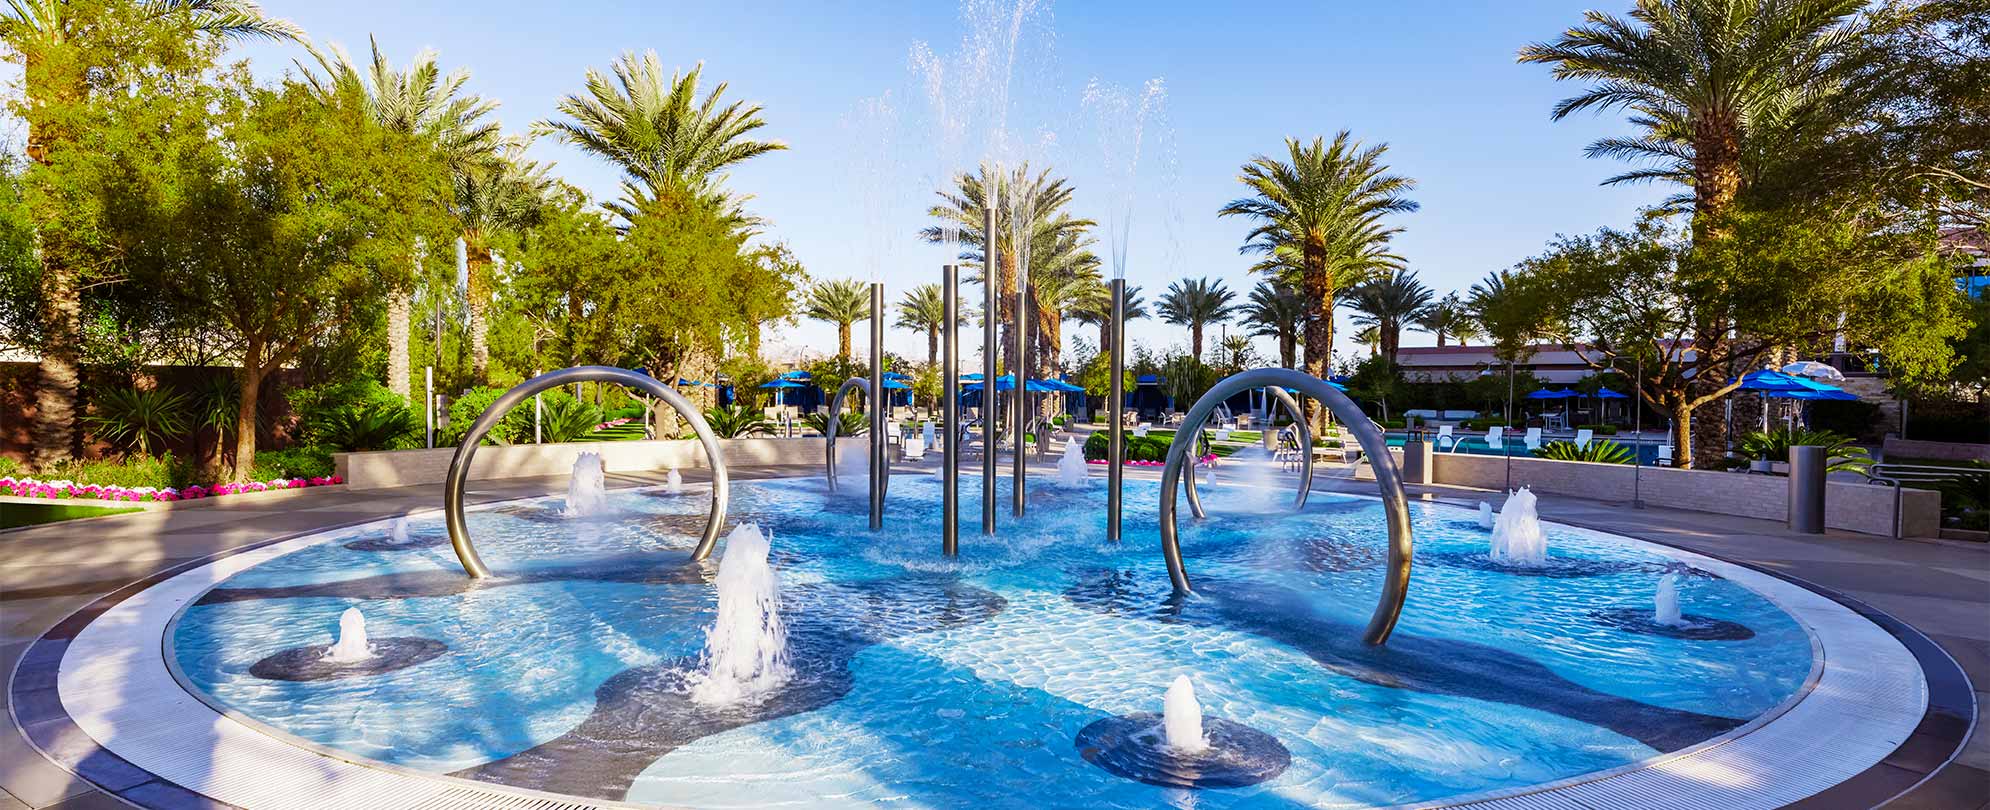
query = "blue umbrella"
xmin=880 ymin=378 xmax=910 ymax=390
xmin=1524 ymin=388 xmax=1573 ymax=400
xmin=1594 ymin=389 xmax=1629 ymax=399
xmin=760 ymin=377 xmax=803 ymax=407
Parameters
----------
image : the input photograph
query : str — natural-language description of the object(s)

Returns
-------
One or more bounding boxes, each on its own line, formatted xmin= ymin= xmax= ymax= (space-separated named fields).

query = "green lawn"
xmin=2 ymin=501 xmax=145 ymax=530
xmin=590 ymin=421 xmax=651 ymax=441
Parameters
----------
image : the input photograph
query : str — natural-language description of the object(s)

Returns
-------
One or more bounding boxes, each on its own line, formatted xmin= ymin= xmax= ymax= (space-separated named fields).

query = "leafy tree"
xmin=611 ymin=192 xmax=767 ymax=408
xmin=1219 ymin=133 xmax=1417 ymax=430
xmin=738 ymin=243 xmax=805 ymax=358
xmin=1345 ymin=269 xmax=1433 ymax=366
xmin=1467 ymin=269 xmax=1544 ymax=363
xmin=501 ymin=186 xmax=626 ymax=369
xmin=1156 ymin=276 xmax=1239 ymax=359
xmin=2 ymin=0 xmax=298 ymax=470
xmin=804 ymin=278 xmax=871 ymax=359
xmin=453 ymin=140 xmax=551 ymax=384
xmin=1242 ymin=280 xmax=1307 ymax=368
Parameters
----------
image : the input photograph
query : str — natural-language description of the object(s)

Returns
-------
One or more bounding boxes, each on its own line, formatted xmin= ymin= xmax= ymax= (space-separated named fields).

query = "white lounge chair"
xmin=1435 ymin=425 xmax=1455 ymax=451
xmin=1523 ymin=427 xmax=1543 ymax=451
xmin=902 ymin=432 xmax=925 ymax=459
xmin=1657 ymin=444 xmax=1674 ymax=467
xmin=1484 ymin=426 xmax=1505 ymax=450
xmin=1133 ymin=424 xmax=1149 ymax=438
xmin=1573 ymin=428 xmax=1593 ymax=450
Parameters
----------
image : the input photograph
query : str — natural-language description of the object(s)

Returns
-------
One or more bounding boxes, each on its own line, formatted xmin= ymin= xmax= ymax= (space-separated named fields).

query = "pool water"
xmin=171 ymin=475 xmax=1811 ymax=809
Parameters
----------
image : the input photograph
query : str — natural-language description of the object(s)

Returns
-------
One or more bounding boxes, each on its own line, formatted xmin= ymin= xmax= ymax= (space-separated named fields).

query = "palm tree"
xmin=300 ymin=37 xmax=500 ymax=402
xmin=920 ymin=163 xmax=1097 ymax=379
xmin=539 ymin=50 xmax=783 ymax=215
xmin=1353 ymin=325 xmax=1383 ymax=358
xmin=1242 ymin=280 xmax=1308 ymax=368
xmin=1345 ymin=270 xmax=1433 ymax=366
xmin=1414 ymin=292 xmax=1482 ymax=347
xmin=1157 ymin=277 xmax=1240 ymax=360
xmin=1519 ymin=0 xmax=1874 ymax=244
xmin=3 ymin=0 xmax=299 ymax=470
xmin=1031 ymin=270 xmax=1105 ymax=373
xmin=894 ymin=283 xmax=961 ymax=366
xmin=1219 ymin=133 xmax=1417 ymax=426
xmin=453 ymin=141 xmax=551 ymax=384
xmin=1073 ymin=283 xmax=1148 ymax=358
xmin=805 ymin=279 xmax=871 ymax=359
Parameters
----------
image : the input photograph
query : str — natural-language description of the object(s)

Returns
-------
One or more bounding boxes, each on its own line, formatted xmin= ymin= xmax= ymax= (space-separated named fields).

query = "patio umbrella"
xmin=760 ymin=377 xmax=804 ymax=406
xmin=1779 ymin=360 xmax=1845 ymax=382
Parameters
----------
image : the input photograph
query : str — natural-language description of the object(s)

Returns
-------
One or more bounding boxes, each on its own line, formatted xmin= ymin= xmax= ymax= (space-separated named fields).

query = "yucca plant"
xmin=84 ymin=387 xmax=191 ymax=457
xmin=802 ymin=411 xmax=868 ymax=437
xmin=539 ymin=397 xmax=605 ymax=443
xmin=1738 ymin=429 xmax=1871 ymax=474
xmin=1535 ymin=439 xmax=1634 ymax=464
xmin=703 ymin=404 xmax=772 ymax=438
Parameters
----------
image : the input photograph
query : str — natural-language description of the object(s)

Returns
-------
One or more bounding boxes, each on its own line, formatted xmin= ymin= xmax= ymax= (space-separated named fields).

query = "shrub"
xmin=1082 ymin=432 xmax=1170 ymax=462
xmin=1574 ymin=423 xmax=1619 ymax=435
xmin=803 ymin=411 xmax=868 ymax=437
xmin=315 ymin=401 xmax=421 ymax=452
xmin=1461 ymin=418 xmax=1515 ymax=432
xmin=539 ymin=396 xmax=605 ymax=443
xmin=704 ymin=404 xmax=773 ymax=438
xmin=39 ymin=454 xmax=202 ymax=489
xmin=1536 ymin=439 xmax=1633 ymax=464
xmin=85 ymin=387 xmax=191 ymax=457
xmin=605 ymin=403 xmax=647 ymax=421
xmin=1737 ymin=429 xmax=1871 ymax=473
xmin=254 ymin=446 xmax=336 ymax=479
xmin=1380 ymin=418 xmax=1407 ymax=429
xmin=440 ymin=387 xmax=518 ymax=446
xmin=0 ymin=457 xmax=21 ymax=478
xmin=290 ymin=378 xmax=406 ymax=440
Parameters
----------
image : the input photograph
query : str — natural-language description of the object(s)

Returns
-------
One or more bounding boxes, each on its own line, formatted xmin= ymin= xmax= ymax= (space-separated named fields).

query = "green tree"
xmin=1242 ymin=280 xmax=1306 ymax=368
xmin=2 ymin=0 xmax=299 ymax=470
xmin=1219 ymin=133 xmax=1417 ymax=429
xmin=453 ymin=140 xmax=551 ymax=384
xmin=501 ymin=186 xmax=626 ymax=369
xmin=299 ymin=36 xmax=500 ymax=402
xmin=1157 ymin=276 xmax=1239 ymax=359
xmin=1345 ymin=269 xmax=1433 ymax=366
xmin=804 ymin=279 xmax=871 ymax=359
xmin=539 ymin=50 xmax=783 ymax=215
xmin=895 ymin=283 xmax=948 ymax=366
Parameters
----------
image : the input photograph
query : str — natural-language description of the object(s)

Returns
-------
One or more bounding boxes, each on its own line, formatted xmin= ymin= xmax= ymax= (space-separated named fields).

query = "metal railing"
xmin=1867 ymin=463 xmax=1977 ymax=539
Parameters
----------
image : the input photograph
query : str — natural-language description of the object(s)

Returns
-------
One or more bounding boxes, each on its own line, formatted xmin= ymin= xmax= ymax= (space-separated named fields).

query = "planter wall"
xmin=335 ymin=437 xmax=866 ymax=491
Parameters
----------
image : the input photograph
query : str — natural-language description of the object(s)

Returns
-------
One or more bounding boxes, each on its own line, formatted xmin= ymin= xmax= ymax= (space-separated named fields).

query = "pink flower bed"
xmin=1086 ymin=453 xmax=1219 ymax=467
xmin=0 ymin=474 xmax=341 ymax=503
xmin=593 ymin=417 xmax=635 ymax=431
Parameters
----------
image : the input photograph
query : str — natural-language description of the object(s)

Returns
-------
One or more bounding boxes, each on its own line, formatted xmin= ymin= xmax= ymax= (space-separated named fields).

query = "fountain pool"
xmin=168 ymin=475 xmax=1819 ymax=808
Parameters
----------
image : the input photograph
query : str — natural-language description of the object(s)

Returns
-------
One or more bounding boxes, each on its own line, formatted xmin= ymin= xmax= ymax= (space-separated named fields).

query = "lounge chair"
xmin=1573 ymin=428 xmax=1593 ymax=450
xmin=1484 ymin=426 xmax=1505 ymax=451
xmin=902 ymin=432 xmax=925 ymax=459
xmin=1657 ymin=444 xmax=1674 ymax=467
xmin=1523 ymin=427 xmax=1543 ymax=451
xmin=1435 ymin=425 xmax=1455 ymax=451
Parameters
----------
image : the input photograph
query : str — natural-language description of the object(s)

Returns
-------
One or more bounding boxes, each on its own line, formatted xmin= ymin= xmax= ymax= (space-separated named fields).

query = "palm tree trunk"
xmin=1191 ymin=324 xmax=1204 ymax=361
xmin=926 ymin=326 xmax=938 ymax=367
xmin=1302 ymin=248 xmax=1334 ymax=434
xmin=465 ymin=238 xmax=493 ymax=386
xmin=386 ymin=286 xmax=412 ymax=401
xmin=1280 ymin=329 xmax=1296 ymax=369
xmin=838 ymin=322 xmax=852 ymax=359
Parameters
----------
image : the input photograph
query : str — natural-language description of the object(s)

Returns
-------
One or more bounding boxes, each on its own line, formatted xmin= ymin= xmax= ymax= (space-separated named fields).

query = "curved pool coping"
xmin=8 ymin=477 xmax=1969 ymax=809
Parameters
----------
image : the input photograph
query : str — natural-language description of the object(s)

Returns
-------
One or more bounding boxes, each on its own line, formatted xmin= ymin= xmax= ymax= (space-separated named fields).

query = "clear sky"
xmin=225 ymin=0 xmax=1668 ymax=367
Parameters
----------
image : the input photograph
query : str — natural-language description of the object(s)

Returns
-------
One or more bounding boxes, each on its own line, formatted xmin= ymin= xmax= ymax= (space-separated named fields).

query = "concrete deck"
xmin=1 ymin=459 xmax=1983 ymax=809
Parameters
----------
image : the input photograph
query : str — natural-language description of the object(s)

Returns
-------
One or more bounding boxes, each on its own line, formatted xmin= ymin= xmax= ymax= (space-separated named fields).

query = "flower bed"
xmin=593 ymin=417 xmax=635 ymax=431
xmin=1087 ymin=453 xmax=1220 ymax=468
xmin=0 ymin=474 xmax=341 ymax=503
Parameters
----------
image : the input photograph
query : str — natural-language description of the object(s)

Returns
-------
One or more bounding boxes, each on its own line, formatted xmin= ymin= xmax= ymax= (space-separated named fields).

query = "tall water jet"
xmin=1655 ymin=573 xmax=1684 ymax=626
xmin=388 ymin=516 xmax=411 ymax=545
xmin=665 ymin=467 xmax=684 ymax=495
xmin=563 ymin=452 xmax=608 ymax=517
xmin=1163 ymin=675 xmax=1209 ymax=754
xmin=1056 ymin=441 xmax=1089 ymax=488
xmin=692 ymin=524 xmax=790 ymax=705
xmin=322 ymin=607 xmax=373 ymax=663
xmin=1477 ymin=502 xmax=1495 ymax=530
xmin=1489 ymin=488 xmax=1547 ymax=567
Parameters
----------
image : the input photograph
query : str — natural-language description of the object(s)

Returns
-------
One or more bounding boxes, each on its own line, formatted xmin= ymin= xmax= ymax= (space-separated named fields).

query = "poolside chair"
xmin=902 ymin=431 xmax=926 ymax=459
xmin=1573 ymin=428 xmax=1593 ymax=450
xmin=1484 ymin=426 xmax=1505 ymax=451
xmin=1523 ymin=427 xmax=1543 ymax=451
xmin=1133 ymin=424 xmax=1149 ymax=438
xmin=1657 ymin=444 xmax=1674 ymax=467
xmin=1435 ymin=425 xmax=1455 ymax=451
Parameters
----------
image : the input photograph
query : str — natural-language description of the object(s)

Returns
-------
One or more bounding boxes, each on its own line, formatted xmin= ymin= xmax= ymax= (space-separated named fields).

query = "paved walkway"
xmin=1 ymin=461 xmax=1983 ymax=809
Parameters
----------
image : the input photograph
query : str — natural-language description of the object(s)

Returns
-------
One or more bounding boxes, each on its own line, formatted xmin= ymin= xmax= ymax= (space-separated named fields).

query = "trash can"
xmin=1787 ymin=445 xmax=1826 ymax=534
xmin=1402 ymin=439 xmax=1433 ymax=486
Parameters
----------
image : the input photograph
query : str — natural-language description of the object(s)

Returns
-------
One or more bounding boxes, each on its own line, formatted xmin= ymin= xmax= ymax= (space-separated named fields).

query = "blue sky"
xmin=227 ymin=0 xmax=1669 ymax=366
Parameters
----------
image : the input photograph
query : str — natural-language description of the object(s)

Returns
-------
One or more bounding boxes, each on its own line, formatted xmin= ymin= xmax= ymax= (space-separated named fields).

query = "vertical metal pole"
xmin=869 ymin=282 xmax=886 ymax=530
xmin=533 ymin=392 xmax=542 ymax=444
xmin=1107 ymin=278 xmax=1126 ymax=542
xmin=943 ymin=265 xmax=961 ymax=556
xmin=982 ymin=200 xmax=998 ymax=535
xmin=1633 ymin=355 xmax=1644 ymax=509
xmin=1504 ymin=358 xmax=1514 ymax=493
xmin=425 ymin=366 xmax=435 ymax=448
xmin=1012 ymin=240 xmax=1029 ymax=517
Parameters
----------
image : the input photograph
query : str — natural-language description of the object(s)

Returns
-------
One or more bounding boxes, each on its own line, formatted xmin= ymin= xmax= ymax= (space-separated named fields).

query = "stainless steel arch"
xmin=1159 ymin=368 xmax=1413 ymax=646
xmin=823 ymin=377 xmax=885 ymax=499
xmin=1181 ymin=388 xmax=1311 ymax=520
xmin=443 ymin=365 xmax=730 ymax=579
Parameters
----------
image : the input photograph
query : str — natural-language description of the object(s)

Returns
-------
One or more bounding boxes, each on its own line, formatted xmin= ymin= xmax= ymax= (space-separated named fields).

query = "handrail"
xmin=1159 ymin=368 xmax=1414 ymax=646
xmin=442 ymin=365 xmax=729 ymax=578
xmin=1867 ymin=463 xmax=1978 ymax=539
xmin=824 ymin=377 xmax=879 ymax=496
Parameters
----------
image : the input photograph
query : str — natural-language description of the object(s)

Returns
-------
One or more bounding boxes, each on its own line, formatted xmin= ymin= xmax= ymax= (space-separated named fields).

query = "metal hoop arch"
xmin=823 ymin=377 xmax=876 ymax=494
xmin=1159 ymin=368 xmax=1413 ymax=646
xmin=1180 ymin=388 xmax=1311 ymax=520
xmin=443 ymin=366 xmax=731 ymax=579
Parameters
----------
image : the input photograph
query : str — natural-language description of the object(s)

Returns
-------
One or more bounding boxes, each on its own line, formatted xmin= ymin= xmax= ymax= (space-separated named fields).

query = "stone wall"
xmin=336 ymin=437 xmax=868 ymax=490
xmin=1882 ymin=436 xmax=1990 ymax=463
